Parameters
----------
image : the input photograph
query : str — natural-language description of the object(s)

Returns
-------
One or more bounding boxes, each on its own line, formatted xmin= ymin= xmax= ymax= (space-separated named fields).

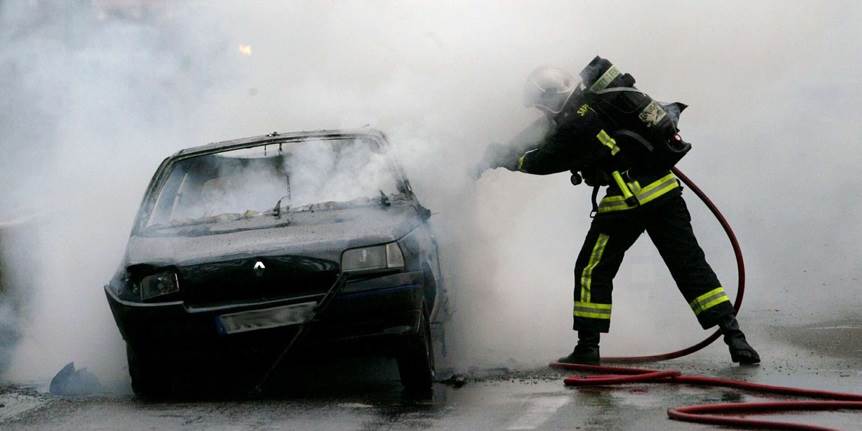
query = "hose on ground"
xmin=551 ymin=362 xmax=862 ymax=430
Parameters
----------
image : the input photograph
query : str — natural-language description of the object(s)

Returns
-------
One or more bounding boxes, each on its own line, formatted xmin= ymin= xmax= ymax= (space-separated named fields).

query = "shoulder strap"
xmin=613 ymin=129 xmax=655 ymax=152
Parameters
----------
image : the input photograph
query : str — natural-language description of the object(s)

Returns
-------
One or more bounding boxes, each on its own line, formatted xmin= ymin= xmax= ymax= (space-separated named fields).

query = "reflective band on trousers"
xmin=596 ymin=129 xmax=620 ymax=155
xmin=598 ymin=172 xmax=680 ymax=213
xmin=574 ymin=301 xmax=612 ymax=320
xmin=689 ymin=287 xmax=730 ymax=316
xmin=579 ymin=233 xmax=609 ymax=304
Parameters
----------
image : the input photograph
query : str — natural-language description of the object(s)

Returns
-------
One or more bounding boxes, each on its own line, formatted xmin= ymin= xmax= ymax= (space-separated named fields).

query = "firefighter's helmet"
xmin=523 ymin=66 xmax=578 ymax=114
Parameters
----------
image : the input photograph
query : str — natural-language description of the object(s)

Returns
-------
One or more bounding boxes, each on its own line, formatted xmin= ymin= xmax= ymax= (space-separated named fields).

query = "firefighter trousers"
xmin=572 ymin=192 xmax=734 ymax=333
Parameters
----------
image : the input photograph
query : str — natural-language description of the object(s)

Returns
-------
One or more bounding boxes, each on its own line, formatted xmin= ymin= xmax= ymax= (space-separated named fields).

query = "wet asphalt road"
xmin=2 ymin=315 xmax=862 ymax=430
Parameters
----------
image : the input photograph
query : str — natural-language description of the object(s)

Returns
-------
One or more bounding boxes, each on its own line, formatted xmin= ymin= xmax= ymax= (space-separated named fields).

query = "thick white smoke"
xmin=1 ymin=1 xmax=861 ymax=386
xmin=153 ymin=138 xmax=398 ymax=229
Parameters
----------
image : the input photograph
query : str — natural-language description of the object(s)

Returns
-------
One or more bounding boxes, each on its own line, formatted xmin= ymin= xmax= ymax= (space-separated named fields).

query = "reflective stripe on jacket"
xmin=597 ymin=171 xmax=680 ymax=213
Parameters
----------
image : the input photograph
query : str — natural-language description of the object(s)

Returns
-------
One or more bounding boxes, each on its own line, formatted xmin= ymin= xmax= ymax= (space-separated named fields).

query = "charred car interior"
xmin=105 ymin=129 xmax=447 ymax=396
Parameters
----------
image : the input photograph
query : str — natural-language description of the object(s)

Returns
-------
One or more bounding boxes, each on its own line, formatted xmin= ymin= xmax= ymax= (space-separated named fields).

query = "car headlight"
xmin=139 ymin=272 xmax=179 ymax=301
xmin=342 ymin=243 xmax=405 ymax=274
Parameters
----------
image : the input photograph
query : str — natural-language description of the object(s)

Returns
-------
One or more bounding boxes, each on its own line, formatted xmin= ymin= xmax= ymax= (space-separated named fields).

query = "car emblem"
xmin=253 ymin=261 xmax=266 ymax=277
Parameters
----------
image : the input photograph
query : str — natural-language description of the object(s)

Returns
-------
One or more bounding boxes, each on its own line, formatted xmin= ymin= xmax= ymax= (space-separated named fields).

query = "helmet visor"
xmin=523 ymin=67 xmax=577 ymax=114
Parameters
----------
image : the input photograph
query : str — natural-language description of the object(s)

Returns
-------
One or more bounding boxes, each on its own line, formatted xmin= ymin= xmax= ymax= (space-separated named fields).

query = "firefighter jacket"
xmin=515 ymin=101 xmax=681 ymax=215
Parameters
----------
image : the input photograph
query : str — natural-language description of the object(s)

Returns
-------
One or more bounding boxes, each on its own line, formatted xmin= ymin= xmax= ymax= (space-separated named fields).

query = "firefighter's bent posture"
xmin=487 ymin=57 xmax=759 ymax=365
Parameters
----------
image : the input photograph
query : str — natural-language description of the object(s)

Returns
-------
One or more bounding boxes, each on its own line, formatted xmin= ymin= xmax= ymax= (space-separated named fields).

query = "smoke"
xmin=1 ymin=0 xmax=861 ymax=386
xmin=284 ymin=139 xmax=400 ymax=206
xmin=0 ymin=1 xmax=235 ymax=384
xmin=170 ymin=157 xmax=288 ymax=225
xmin=147 ymin=138 xmax=399 ymax=228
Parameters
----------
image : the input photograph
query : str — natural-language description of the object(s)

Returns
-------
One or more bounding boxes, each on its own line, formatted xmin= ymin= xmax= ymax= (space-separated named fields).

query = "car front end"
xmin=105 ymin=130 xmax=444 ymax=394
xmin=106 ymin=234 xmax=433 ymax=354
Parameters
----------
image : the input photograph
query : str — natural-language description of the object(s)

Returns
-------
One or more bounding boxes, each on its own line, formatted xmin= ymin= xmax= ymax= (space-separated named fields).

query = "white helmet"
xmin=523 ymin=66 xmax=578 ymax=114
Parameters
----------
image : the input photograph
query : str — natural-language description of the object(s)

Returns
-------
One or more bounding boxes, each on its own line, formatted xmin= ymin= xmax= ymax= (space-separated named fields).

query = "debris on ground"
xmin=439 ymin=374 xmax=467 ymax=388
xmin=0 ymin=391 xmax=47 ymax=422
xmin=49 ymin=362 xmax=102 ymax=396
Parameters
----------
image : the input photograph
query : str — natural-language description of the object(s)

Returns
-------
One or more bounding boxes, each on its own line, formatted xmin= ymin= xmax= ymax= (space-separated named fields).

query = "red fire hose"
xmin=549 ymin=168 xmax=862 ymax=430
xmin=551 ymin=362 xmax=862 ymax=430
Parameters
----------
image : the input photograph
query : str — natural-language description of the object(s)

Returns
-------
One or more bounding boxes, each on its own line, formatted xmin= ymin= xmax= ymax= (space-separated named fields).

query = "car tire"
xmin=127 ymin=344 xmax=172 ymax=398
xmin=397 ymin=307 xmax=435 ymax=391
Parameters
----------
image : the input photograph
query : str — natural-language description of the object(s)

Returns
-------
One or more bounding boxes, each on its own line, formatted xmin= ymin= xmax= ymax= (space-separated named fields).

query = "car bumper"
xmin=106 ymin=271 xmax=425 ymax=353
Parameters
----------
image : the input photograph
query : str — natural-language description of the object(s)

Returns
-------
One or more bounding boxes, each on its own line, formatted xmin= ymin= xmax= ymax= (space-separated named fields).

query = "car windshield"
xmin=143 ymin=137 xmax=402 ymax=230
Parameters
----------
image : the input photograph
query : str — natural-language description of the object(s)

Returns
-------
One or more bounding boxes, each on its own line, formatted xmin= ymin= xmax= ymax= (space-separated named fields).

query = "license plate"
xmin=217 ymin=302 xmax=316 ymax=335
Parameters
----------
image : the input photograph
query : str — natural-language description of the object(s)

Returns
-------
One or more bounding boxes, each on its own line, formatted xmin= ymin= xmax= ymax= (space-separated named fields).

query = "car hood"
xmin=126 ymin=204 xmax=422 ymax=266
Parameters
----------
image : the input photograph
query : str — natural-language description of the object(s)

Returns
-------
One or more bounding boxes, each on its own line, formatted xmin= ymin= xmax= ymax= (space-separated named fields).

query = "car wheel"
xmin=127 ymin=343 xmax=172 ymax=398
xmin=397 ymin=307 xmax=435 ymax=391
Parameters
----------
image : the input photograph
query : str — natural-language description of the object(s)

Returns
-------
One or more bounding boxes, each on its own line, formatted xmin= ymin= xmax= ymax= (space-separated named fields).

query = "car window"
xmin=144 ymin=137 xmax=402 ymax=230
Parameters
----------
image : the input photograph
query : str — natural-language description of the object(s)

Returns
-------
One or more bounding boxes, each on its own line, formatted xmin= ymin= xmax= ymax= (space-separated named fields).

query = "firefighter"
xmin=483 ymin=57 xmax=760 ymax=365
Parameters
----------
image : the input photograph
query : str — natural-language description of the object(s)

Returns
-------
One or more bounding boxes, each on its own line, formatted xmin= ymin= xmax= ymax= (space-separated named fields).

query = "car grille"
xmin=179 ymin=256 xmax=339 ymax=307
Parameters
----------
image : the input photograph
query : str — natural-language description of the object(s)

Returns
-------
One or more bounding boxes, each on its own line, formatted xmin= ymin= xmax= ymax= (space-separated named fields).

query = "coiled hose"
xmin=551 ymin=167 xmax=862 ymax=430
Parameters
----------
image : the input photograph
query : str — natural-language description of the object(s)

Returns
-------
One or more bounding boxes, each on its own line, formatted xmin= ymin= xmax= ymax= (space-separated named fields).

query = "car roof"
xmin=171 ymin=128 xmax=388 ymax=159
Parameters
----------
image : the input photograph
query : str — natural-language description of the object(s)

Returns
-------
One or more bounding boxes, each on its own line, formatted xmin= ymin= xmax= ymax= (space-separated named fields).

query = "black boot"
xmin=719 ymin=314 xmax=760 ymax=364
xmin=557 ymin=331 xmax=600 ymax=365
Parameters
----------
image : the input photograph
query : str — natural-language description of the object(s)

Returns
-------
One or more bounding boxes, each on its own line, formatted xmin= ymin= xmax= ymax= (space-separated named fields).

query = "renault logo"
xmin=253 ymin=261 xmax=266 ymax=277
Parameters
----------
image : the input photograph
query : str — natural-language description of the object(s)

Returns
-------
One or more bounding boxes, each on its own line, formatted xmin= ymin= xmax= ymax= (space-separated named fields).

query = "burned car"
xmin=105 ymin=129 xmax=446 ymax=395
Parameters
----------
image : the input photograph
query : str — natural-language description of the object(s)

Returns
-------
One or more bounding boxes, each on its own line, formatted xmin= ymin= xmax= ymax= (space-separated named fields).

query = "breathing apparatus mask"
xmin=523 ymin=66 xmax=579 ymax=115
